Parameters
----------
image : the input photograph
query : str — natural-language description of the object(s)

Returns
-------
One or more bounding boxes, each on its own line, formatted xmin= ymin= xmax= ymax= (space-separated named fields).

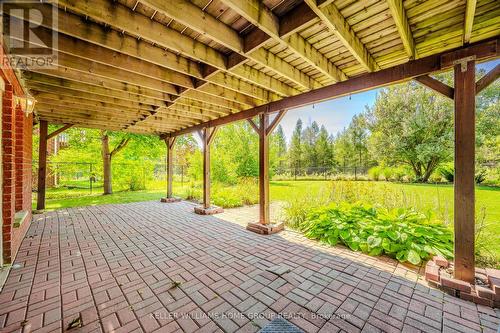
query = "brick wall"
xmin=2 ymin=83 xmax=15 ymax=264
xmin=1 ymin=83 xmax=33 ymax=265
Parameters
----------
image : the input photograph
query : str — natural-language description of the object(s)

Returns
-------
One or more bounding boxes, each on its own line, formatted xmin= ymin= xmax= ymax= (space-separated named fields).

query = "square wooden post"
xmin=247 ymin=111 xmax=286 ymax=235
xmin=202 ymin=127 xmax=210 ymax=209
xmin=194 ymin=127 xmax=222 ymax=214
xmin=453 ymin=58 xmax=476 ymax=283
xmin=167 ymin=139 xmax=174 ymax=198
xmin=36 ymin=120 xmax=48 ymax=210
xmin=259 ymin=113 xmax=270 ymax=225
xmin=161 ymin=137 xmax=180 ymax=203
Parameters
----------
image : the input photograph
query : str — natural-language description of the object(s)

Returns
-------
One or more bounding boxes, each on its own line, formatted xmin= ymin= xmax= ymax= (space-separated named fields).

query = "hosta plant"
xmin=300 ymin=203 xmax=453 ymax=265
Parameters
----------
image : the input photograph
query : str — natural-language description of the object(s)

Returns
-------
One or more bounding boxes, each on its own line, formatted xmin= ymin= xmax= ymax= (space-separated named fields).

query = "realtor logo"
xmin=1 ymin=0 xmax=58 ymax=69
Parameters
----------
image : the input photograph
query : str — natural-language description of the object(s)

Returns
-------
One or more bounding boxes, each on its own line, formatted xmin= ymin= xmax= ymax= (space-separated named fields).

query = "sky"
xmin=277 ymin=59 xmax=500 ymax=142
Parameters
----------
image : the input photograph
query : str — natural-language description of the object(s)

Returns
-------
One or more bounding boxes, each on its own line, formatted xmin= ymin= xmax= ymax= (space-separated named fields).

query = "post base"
xmin=160 ymin=196 xmax=182 ymax=203
xmin=194 ymin=205 xmax=224 ymax=215
xmin=246 ymin=222 xmax=284 ymax=235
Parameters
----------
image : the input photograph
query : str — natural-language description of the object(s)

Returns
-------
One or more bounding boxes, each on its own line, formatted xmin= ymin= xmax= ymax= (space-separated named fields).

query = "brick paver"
xmin=0 ymin=201 xmax=499 ymax=332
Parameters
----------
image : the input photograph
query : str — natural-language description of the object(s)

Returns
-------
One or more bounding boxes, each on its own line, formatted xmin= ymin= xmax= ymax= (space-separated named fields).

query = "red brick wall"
xmin=1 ymin=83 xmax=33 ymax=264
xmin=2 ymin=83 xmax=16 ymax=264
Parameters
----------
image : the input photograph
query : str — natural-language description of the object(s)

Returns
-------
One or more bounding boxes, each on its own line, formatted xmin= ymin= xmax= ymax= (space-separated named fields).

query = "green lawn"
xmin=35 ymin=180 xmax=500 ymax=257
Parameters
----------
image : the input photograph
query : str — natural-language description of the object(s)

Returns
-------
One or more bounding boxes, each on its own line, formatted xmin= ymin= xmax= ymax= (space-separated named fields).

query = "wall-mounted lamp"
xmin=15 ymin=94 xmax=36 ymax=115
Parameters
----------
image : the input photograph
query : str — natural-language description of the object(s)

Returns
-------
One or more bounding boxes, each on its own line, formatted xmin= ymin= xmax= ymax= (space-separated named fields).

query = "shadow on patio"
xmin=0 ymin=201 xmax=499 ymax=333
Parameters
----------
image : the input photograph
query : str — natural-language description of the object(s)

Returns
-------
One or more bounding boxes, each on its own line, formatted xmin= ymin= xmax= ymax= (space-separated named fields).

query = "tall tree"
xmin=302 ymin=121 xmax=320 ymax=171
xmin=272 ymin=124 xmax=287 ymax=173
xmin=367 ymin=80 xmax=453 ymax=182
xmin=315 ymin=125 xmax=333 ymax=171
xmin=101 ymin=131 xmax=131 ymax=194
xmin=289 ymin=119 xmax=303 ymax=177
xmin=347 ymin=113 xmax=369 ymax=175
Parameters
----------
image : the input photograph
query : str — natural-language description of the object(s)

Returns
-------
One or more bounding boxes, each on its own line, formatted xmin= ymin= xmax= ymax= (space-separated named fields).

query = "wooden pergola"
xmin=10 ymin=0 xmax=499 ymax=283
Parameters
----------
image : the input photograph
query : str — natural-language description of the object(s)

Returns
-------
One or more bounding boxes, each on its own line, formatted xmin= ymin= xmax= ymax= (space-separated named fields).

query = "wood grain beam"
xmin=387 ymin=0 xmax=416 ymax=59
xmin=168 ymin=38 xmax=499 ymax=137
xmin=475 ymin=63 xmax=499 ymax=94
xmin=463 ymin=0 xmax=477 ymax=44
xmin=50 ymin=0 xmax=297 ymax=97
xmin=453 ymin=58 xmax=476 ymax=283
xmin=47 ymin=124 xmax=74 ymax=140
xmin=219 ymin=0 xmax=346 ymax=83
xmin=141 ymin=0 xmax=320 ymax=90
xmin=304 ymin=0 xmax=378 ymax=72
xmin=24 ymin=73 xmax=171 ymax=107
xmin=414 ymin=75 xmax=454 ymax=99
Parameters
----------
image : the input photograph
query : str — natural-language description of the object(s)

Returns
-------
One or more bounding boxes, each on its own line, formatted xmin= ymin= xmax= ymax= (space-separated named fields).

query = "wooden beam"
xmin=453 ymin=58 xmax=476 ymax=283
xmin=207 ymin=127 xmax=219 ymax=146
xmin=25 ymin=73 xmax=171 ymax=107
xmin=220 ymin=0 xmax=345 ymax=83
xmin=463 ymin=0 xmax=477 ymax=44
xmin=414 ymin=75 xmax=454 ymax=99
xmin=168 ymin=38 xmax=499 ymax=137
xmin=387 ymin=0 xmax=416 ymax=59
xmin=475 ymin=64 xmax=500 ymax=94
xmin=279 ymin=3 xmax=318 ymax=37
xmin=141 ymin=0 xmax=320 ymax=90
xmin=304 ymin=0 xmax=378 ymax=72
xmin=247 ymin=118 xmax=260 ymax=134
xmin=47 ymin=124 xmax=73 ymax=140
xmin=266 ymin=110 xmax=287 ymax=136
xmin=51 ymin=0 xmax=298 ymax=97
xmin=36 ymin=120 xmax=48 ymax=210
xmin=31 ymin=67 xmax=173 ymax=103
xmin=29 ymin=85 xmax=161 ymax=112
xmin=11 ymin=3 xmax=290 ymax=99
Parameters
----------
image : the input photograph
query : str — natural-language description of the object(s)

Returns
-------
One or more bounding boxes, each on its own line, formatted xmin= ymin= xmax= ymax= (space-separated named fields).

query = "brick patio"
xmin=0 ymin=201 xmax=499 ymax=333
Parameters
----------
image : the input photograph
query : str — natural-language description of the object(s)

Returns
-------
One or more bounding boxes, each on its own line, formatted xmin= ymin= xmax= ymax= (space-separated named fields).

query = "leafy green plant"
xmin=368 ymin=166 xmax=382 ymax=181
xmin=439 ymin=163 xmax=488 ymax=184
xmin=299 ymin=203 xmax=453 ymax=265
xmin=438 ymin=164 xmax=454 ymax=182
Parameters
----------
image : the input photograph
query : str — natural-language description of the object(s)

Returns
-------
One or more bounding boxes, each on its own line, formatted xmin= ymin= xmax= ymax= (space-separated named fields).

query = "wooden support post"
xmin=247 ymin=110 xmax=287 ymax=235
xmin=161 ymin=137 xmax=180 ymax=203
xmin=453 ymin=58 xmax=476 ymax=283
xmin=259 ymin=113 xmax=270 ymax=225
xmin=202 ymin=127 xmax=210 ymax=209
xmin=194 ymin=127 xmax=222 ymax=214
xmin=36 ymin=120 xmax=48 ymax=211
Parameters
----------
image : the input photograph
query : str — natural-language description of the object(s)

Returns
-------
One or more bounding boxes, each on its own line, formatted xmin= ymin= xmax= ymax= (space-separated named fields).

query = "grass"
xmin=35 ymin=180 xmax=500 ymax=260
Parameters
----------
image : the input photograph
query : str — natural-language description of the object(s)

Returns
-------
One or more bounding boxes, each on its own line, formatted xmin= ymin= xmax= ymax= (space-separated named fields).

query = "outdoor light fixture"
xmin=15 ymin=94 xmax=36 ymax=115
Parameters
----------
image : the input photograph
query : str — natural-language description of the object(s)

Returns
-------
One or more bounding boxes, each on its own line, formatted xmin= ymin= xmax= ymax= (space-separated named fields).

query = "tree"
xmin=347 ymin=113 xmax=369 ymax=176
xmin=367 ymin=80 xmax=453 ymax=182
xmin=289 ymin=119 xmax=303 ymax=177
xmin=476 ymin=70 xmax=500 ymax=166
xmin=302 ymin=121 xmax=320 ymax=171
xmin=333 ymin=128 xmax=353 ymax=172
xmin=315 ymin=125 xmax=333 ymax=172
xmin=272 ymin=124 xmax=287 ymax=174
xmin=101 ymin=131 xmax=131 ymax=194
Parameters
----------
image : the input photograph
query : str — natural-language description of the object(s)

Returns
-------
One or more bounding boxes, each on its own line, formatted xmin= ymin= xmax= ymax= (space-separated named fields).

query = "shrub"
xmin=299 ymin=203 xmax=453 ymax=265
xmin=438 ymin=164 xmax=454 ymax=182
xmin=439 ymin=163 xmax=489 ymax=184
xmin=368 ymin=166 xmax=382 ymax=181
xmin=390 ymin=166 xmax=408 ymax=182
xmin=382 ymin=167 xmax=393 ymax=181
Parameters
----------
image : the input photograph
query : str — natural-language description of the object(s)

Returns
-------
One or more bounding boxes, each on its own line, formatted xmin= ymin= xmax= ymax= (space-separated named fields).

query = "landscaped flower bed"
xmin=298 ymin=203 xmax=454 ymax=266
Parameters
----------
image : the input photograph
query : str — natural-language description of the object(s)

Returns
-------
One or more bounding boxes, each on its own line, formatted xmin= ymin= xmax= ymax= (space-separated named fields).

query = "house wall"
xmin=1 ymin=49 xmax=33 ymax=265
